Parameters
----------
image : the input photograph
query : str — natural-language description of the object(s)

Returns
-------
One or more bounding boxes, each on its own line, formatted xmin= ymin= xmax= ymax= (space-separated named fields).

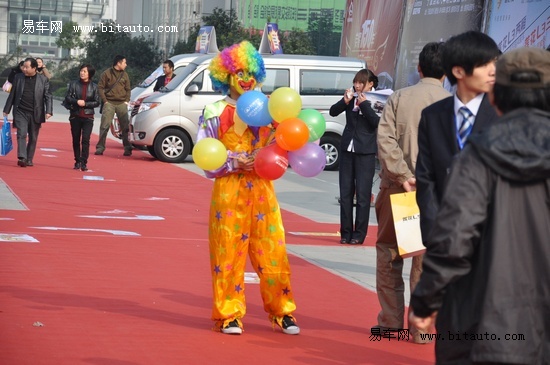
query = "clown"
xmin=196 ymin=41 xmax=300 ymax=335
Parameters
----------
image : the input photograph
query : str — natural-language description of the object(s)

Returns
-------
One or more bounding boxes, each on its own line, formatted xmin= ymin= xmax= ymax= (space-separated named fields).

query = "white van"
xmin=129 ymin=53 xmax=365 ymax=170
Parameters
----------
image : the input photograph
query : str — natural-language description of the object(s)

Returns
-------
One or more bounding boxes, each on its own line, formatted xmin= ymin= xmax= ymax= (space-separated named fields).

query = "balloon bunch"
xmin=237 ymin=87 xmax=327 ymax=180
xmin=193 ymin=88 xmax=327 ymax=179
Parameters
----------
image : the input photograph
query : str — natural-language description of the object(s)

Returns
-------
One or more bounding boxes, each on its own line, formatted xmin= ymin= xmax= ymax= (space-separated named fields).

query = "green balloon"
xmin=298 ymin=109 xmax=326 ymax=142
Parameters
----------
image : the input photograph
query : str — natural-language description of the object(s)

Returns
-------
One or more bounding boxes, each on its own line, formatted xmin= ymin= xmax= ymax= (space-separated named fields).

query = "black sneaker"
xmin=123 ymin=150 xmax=132 ymax=156
xmin=17 ymin=159 xmax=26 ymax=167
xmin=221 ymin=319 xmax=242 ymax=335
xmin=94 ymin=150 xmax=103 ymax=155
xmin=26 ymin=160 xmax=33 ymax=167
xmin=80 ymin=164 xmax=88 ymax=172
xmin=74 ymin=162 xmax=81 ymax=170
xmin=279 ymin=315 xmax=300 ymax=335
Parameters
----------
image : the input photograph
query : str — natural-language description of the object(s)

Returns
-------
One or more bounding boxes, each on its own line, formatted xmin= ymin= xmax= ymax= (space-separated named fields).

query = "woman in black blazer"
xmin=329 ymin=69 xmax=380 ymax=244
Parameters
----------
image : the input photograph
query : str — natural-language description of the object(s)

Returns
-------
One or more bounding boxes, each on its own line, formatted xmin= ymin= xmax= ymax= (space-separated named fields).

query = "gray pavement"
xmin=0 ymin=91 xmax=413 ymax=304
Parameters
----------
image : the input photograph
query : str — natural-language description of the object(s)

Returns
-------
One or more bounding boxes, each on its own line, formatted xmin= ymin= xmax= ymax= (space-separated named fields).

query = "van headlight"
xmin=138 ymin=102 xmax=161 ymax=114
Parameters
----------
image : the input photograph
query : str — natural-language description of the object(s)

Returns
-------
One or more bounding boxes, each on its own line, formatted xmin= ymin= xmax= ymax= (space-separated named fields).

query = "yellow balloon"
xmin=192 ymin=138 xmax=227 ymax=170
xmin=268 ymin=87 xmax=302 ymax=122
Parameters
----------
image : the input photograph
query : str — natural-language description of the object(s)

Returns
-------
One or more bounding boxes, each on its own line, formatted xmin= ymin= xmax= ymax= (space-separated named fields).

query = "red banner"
xmin=340 ymin=0 xmax=403 ymax=90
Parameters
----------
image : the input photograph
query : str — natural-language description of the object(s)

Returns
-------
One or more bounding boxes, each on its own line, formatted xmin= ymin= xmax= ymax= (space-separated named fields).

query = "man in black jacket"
xmin=153 ymin=60 xmax=175 ymax=92
xmin=3 ymin=57 xmax=52 ymax=167
xmin=410 ymin=47 xmax=550 ymax=364
xmin=415 ymin=31 xmax=500 ymax=243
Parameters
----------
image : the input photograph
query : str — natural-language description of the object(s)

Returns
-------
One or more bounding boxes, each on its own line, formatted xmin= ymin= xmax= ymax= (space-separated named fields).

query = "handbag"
xmin=1 ymin=117 xmax=13 ymax=156
xmin=2 ymin=80 xmax=12 ymax=93
xmin=62 ymin=82 xmax=76 ymax=110
xmin=389 ymin=191 xmax=426 ymax=258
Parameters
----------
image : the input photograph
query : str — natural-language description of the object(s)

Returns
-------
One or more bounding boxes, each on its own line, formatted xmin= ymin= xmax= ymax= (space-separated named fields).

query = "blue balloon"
xmin=236 ymin=91 xmax=272 ymax=127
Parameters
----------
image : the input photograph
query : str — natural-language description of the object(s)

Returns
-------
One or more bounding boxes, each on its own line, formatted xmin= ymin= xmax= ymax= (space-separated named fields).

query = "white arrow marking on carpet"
xmin=31 ymin=227 xmax=140 ymax=236
xmin=77 ymin=215 xmax=164 ymax=220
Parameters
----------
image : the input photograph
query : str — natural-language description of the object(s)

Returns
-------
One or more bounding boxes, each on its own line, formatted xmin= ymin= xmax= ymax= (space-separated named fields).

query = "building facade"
xmin=0 ymin=0 xmax=115 ymax=60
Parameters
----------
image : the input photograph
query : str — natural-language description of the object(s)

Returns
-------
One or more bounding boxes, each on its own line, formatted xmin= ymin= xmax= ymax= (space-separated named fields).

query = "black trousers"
xmin=339 ymin=151 xmax=376 ymax=242
xmin=14 ymin=108 xmax=41 ymax=162
xmin=70 ymin=116 xmax=94 ymax=164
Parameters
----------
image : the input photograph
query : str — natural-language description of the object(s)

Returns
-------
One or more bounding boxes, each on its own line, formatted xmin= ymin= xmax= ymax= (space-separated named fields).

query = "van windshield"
xmin=160 ymin=63 xmax=199 ymax=92
xmin=137 ymin=66 xmax=164 ymax=88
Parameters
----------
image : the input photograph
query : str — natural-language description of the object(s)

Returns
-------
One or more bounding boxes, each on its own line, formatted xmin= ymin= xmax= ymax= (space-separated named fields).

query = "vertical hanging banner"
xmin=340 ymin=0 xmax=403 ymax=90
xmin=195 ymin=26 xmax=219 ymax=54
xmin=486 ymin=0 xmax=549 ymax=52
xmin=394 ymin=0 xmax=484 ymax=90
xmin=259 ymin=23 xmax=284 ymax=54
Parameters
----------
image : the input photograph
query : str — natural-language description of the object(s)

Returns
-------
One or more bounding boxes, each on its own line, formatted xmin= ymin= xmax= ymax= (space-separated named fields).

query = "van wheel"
xmin=320 ymin=135 xmax=340 ymax=171
xmin=146 ymin=146 xmax=157 ymax=158
xmin=154 ymin=129 xmax=191 ymax=163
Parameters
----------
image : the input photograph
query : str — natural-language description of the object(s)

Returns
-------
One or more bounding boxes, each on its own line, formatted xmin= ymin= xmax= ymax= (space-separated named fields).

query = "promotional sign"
xmin=486 ymin=0 xmax=549 ymax=51
xmin=340 ymin=0 xmax=403 ymax=90
xmin=259 ymin=23 xmax=284 ymax=54
xmin=394 ymin=0 xmax=484 ymax=90
xmin=195 ymin=26 xmax=219 ymax=54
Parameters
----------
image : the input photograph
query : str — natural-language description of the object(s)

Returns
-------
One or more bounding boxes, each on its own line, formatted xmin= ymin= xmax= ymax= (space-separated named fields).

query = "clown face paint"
xmin=230 ymin=70 xmax=257 ymax=95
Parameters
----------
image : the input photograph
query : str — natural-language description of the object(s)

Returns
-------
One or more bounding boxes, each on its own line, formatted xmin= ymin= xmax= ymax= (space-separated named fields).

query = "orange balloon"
xmin=275 ymin=118 xmax=309 ymax=151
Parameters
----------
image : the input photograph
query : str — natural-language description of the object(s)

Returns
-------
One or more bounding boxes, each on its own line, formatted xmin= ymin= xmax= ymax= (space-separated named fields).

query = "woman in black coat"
xmin=329 ymin=69 xmax=380 ymax=245
xmin=64 ymin=64 xmax=100 ymax=171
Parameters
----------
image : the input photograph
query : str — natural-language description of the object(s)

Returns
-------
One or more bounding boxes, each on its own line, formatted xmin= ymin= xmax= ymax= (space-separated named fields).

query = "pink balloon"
xmin=288 ymin=142 xmax=326 ymax=177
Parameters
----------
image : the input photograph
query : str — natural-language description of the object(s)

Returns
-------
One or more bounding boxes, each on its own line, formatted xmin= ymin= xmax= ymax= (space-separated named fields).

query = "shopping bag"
xmin=390 ymin=191 xmax=425 ymax=258
xmin=2 ymin=80 xmax=12 ymax=93
xmin=1 ymin=117 xmax=14 ymax=156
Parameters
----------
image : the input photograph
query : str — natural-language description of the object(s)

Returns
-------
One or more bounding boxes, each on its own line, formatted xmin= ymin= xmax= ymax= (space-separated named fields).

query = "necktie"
xmin=458 ymin=106 xmax=474 ymax=149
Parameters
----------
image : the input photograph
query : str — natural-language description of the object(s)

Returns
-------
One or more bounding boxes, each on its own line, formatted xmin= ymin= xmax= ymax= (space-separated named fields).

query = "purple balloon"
xmin=288 ymin=142 xmax=326 ymax=177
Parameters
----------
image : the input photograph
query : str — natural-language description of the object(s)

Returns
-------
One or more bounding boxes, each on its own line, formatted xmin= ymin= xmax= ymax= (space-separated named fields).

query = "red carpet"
xmin=0 ymin=122 xmax=434 ymax=364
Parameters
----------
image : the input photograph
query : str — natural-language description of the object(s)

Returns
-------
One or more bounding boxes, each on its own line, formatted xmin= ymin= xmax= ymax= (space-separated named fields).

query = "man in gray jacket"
xmin=3 ymin=57 xmax=52 ymax=167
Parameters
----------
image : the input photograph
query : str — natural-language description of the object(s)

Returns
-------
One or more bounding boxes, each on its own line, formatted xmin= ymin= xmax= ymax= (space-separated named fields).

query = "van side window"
xmin=261 ymin=69 xmax=290 ymax=94
xmin=189 ymin=71 xmax=204 ymax=91
xmin=300 ymin=70 xmax=356 ymax=95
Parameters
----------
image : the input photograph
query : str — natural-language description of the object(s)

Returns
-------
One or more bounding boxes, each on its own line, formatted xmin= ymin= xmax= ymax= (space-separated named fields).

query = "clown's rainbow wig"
xmin=209 ymin=41 xmax=266 ymax=95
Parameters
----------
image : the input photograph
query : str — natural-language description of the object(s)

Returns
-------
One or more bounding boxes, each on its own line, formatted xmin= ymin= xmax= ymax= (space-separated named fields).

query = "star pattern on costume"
xmin=235 ymin=284 xmax=243 ymax=293
xmin=271 ymin=259 xmax=278 ymax=266
xmin=267 ymin=278 xmax=276 ymax=286
xmin=233 ymin=223 xmax=241 ymax=232
xmin=215 ymin=211 xmax=222 ymax=220
xmin=282 ymin=287 xmax=290 ymax=295
xmin=220 ymin=192 xmax=229 ymax=201
xmin=226 ymin=210 xmax=233 ymax=217
xmin=278 ymin=239 xmax=284 ymax=246
xmin=259 ymin=195 xmax=265 ymax=203
xmin=257 ymin=265 xmax=264 ymax=275
xmin=225 ymin=264 xmax=233 ymax=271
xmin=256 ymin=212 xmax=265 ymax=221
xmin=213 ymin=265 xmax=222 ymax=274
xmin=246 ymin=199 xmax=252 ymax=206
xmin=246 ymin=181 xmax=253 ymax=190
xmin=240 ymin=233 xmax=249 ymax=242
xmin=257 ymin=248 xmax=264 ymax=256
xmin=218 ymin=246 xmax=226 ymax=255
xmin=268 ymin=224 xmax=276 ymax=232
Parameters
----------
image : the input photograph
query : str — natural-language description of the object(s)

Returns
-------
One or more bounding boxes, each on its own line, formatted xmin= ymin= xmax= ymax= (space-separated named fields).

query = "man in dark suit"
xmin=3 ymin=57 xmax=53 ymax=167
xmin=416 ymin=31 xmax=500 ymax=242
xmin=153 ymin=60 xmax=175 ymax=92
